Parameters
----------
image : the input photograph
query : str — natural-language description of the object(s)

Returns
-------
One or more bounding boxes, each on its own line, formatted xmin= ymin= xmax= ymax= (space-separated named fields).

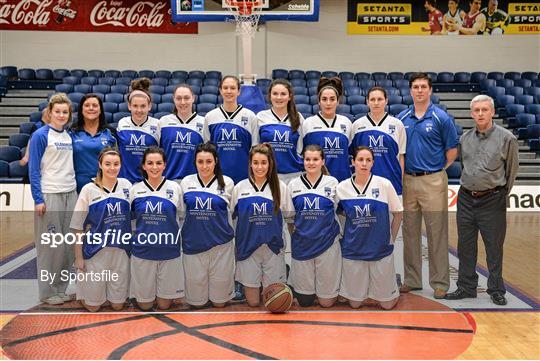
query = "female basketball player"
xmin=180 ymin=142 xmax=235 ymax=308
xmin=232 ymin=143 xmax=288 ymax=306
xmin=204 ymin=75 xmax=258 ymax=184
xmin=286 ymin=144 xmax=341 ymax=307
xmin=130 ymin=147 xmax=184 ymax=310
xmin=302 ymin=77 xmax=352 ymax=182
xmin=70 ymin=94 xmax=116 ymax=192
xmin=117 ymin=78 xmax=160 ymax=183
xmin=71 ymin=148 xmax=131 ymax=312
xmin=29 ymin=93 xmax=77 ymax=305
xmin=158 ymin=84 xmax=206 ymax=181
xmin=257 ymin=79 xmax=304 ymax=184
xmin=336 ymin=146 xmax=403 ymax=310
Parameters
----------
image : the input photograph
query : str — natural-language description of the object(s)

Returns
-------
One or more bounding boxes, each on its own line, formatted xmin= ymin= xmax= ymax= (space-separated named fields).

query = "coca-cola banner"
xmin=0 ymin=0 xmax=198 ymax=33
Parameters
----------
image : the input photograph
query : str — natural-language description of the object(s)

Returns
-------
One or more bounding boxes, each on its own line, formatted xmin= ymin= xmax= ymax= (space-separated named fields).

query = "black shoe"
xmin=233 ymin=281 xmax=246 ymax=301
xmin=490 ymin=292 xmax=507 ymax=306
xmin=444 ymin=288 xmax=477 ymax=300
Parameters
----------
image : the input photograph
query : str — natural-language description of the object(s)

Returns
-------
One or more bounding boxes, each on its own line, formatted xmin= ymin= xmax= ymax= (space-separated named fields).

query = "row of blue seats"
xmin=516 ymin=125 xmax=540 ymax=141
xmin=529 ymin=137 xmax=540 ymax=154
xmin=58 ymin=76 xmax=221 ymax=87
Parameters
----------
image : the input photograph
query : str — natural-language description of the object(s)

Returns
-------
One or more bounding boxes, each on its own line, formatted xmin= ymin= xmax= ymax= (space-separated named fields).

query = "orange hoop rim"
xmin=226 ymin=0 xmax=264 ymax=15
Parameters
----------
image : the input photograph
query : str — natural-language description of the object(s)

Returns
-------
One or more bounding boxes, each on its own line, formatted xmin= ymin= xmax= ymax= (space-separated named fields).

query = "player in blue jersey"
xmin=204 ymin=75 xmax=258 ymax=184
xmin=70 ymin=94 xmax=116 ymax=192
xmin=71 ymin=148 xmax=131 ymax=312
xmin=351 ymin=87 xmax=406 ymax=196
xmin=159 ymin=84 xmax=206 ymax=181
xmin=29 ymin=93 xmax=78 ymax=305
xmin=180 ymin=142 xmax=235 ymax=308
xmin=117 ymin=78 xmax=160 ymax=183
xmin=130 ymin=147 xmax=184 ymax=310
xmin=257 ymin=79 xmax=304 ymax=184
xmin=337 ymin=146 xmax=403 ymax=310
xmin=302 ymin=77 xmax=352 ymax=182
xmin=232 ymin=143 xmax=288 ymax=306
xmin=286 ymin=144 xmax=341 ymax=307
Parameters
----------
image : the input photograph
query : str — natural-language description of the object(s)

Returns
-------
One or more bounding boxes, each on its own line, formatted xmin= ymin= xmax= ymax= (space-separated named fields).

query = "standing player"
xmin=130 ymin=147 xmax=184 ymax=310
xmin=29 ymin=93 xmax=77 ymax=305
xmin=450 ymin=0 xmax=486 ymax=35
xmin=204 ymin=76 xmax=258 ymax=184
xmin=443 ymin=0 xmax=466 ymax=35
xmin=286 ymin=144 xmax=341 ymax=307
xmin=159 ymin=84 xmax=206 ymax=182
xmin=232 ymin=144 xmax=288 ymax=306
xmin=117 ymin=78 xmax=160 ymax=183
xmin=303 ymin=77 xmax=352 ymax=182
xmin=180 ymin=142 xmax=235 ymax=308
xmin=257 ymin=79 xmax=304 ymax=184
xmin=337 ymin=146 xmax=403 ymax=310
xmin=482 ymin=0 xmax=509 ymax=35
xmin=422 ymin=0 xmax=444 ymax=35
xmin=71 ymin=148 xmax=131 ymax=312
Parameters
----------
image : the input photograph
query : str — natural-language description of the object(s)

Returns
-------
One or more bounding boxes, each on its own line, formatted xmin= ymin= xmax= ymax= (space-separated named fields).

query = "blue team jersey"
xmin=350 ymin=113 xmax=406 ymax=195
xmin=180 ymin=174 xmax=235 ymax=254
xmin=286 ymin=174 xmax=340 ymax=261
xmin=232 ymin=178 xmax=288 ymax=261
xmin=204 ymin=105 xmax=258 ymax=184
xmin=70 ymin=178 xmax=132 ymax=259
xmin=117 ymin=116 xmax=160 ymax=183
xmin=69 ymin=128 xmax=117 ymax=192
xmin=158 ymin=113 xmax=206 ymax=180
xmin=257 ymin=109 xmax=304 ymax=175
xmin=302 ymin=113 xmax=353 ymax=182
xmin=130 ymin=178 xmax=183 ymax=260
xmin=337 ymin=174 xmax=403 ymax=261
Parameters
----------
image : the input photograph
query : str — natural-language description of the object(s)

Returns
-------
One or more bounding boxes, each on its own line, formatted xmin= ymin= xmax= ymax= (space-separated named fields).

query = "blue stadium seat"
xmin=0 ymin=146 xmax=21 ymax=162
xmin=38 ymin=102 xmax=48 ymax=111
xmin=187 ymin=78 xmax=203 ymax=87
xmin=293 ymin=87 xmax=308 ymax=96
xmin=522 ymin=72 xmax=539 ymax=81
xmin=340 ymin=113 xmax=355 ymax=122
xmin=289 ymin=70 xmax=305 ymax=79
xmin=9 ymin=161 xmax=27 ymax=181
xmin=512 ymin=113 xmax=536 ymax=129
xmin=88 ymin=69 xmax=104 ymax=78
xmin=347 ymin=95 xmax=366 ymax=105
xmin=305 ymin=70 xmax=321 ymax=80
xmin=256 ymin=79 xmax=272 ymax=88
xmin=387 ymin=95 xmax=402 ymax=105
xmin=355 ymin=72 xmax=371 ymax=81
xmin=506 ymin=86 xmax=524 ymax=97
xmin=516 ymin=95 xmax=534 ymax=105
xmin=9 ymin=134 xmax=30 ymax=148
xmin=437 ymin=72 xmax=454 ymax=83
xmin=98 ymin=77 xmax=115 ymax=86
xmin=122 ymin=70 xmax=138 ymax=78
xmin=104 ymin=70 xmax=121 ymax=78
xmin=191 ymin=85 xmax=201 ymax=95
xmin=321 ymin=71 xmax=338 ymax=78
xmin=359 ymin=79 xmax=375 ymax=90
xmin=426 ymin=72 xmax=438 ymax=81
xmin=156 ymin=70 xmax=172 ymax=79
xmin=300 ymin=112 xmax=313 ymax=119
xmin=52 ymin=69 xmax=70 ymax=80
xmin=345 ymin=86 xmax=362 ymax=97
xmin=1 ymin=66 xmax=18 ymax=79
xmin=203 ymin=78 xmax=220 ymax=87
xmin=71 ymin=69 xmax=88 ymax=78
xmin=307 ymin=78 xmax=320 ymax=88
xmin=487 ymin=86 xmax=505 ymax=99
xmin=506 ymin=104 xmax=525 ymax=120
xmin=115 ymin=77 xmax=132 ymax=86
xmin=496 ymin=78 xmax=513 ymax=88
xmin=514 ymin=79 xmax=532 ymax=88
xmin=164 ymin=86 xmax=176 ymax=95
xmin=388 ymin=72 xmax=404 ymax=81
xmin=93 ymin=84 xmax=110 ymax=94
xmin=526 ymin=104 xmax=540 ymax=115
xmin=296 ymin=104 xmax=312 ymax=113
xmin=205 ymin=71 xmax=222 ymax=79
xmin=487 ymin=72 xmax=504 ymax=81
xmin=454 ymin=72 xmax=471 ymax=83
xmin=312 ymin=105 xmax=320 ymax=113
xmin=68 ymin=92 xmax=85 ymax=104
xmin=55 ymin=84 xmax=73 ymax=93
xmin=105 ymin=93 xmax=124 ymax=103
xmin=403 ymin=72 xmax=415 ymax=80
xmin=402 ymin=95 xmax=413 ymax=105
xmin=385 ymin=88 xmax=400 ymax=96
xmin=118 ymin=102 xmax=129 ymax=113
xmin=189 ymin=70 xmax=205 ymax=79
xmin=161 ymin=94 xmax=174 ymax=103
xmin=152 ymin=78 xmax=168 ymax=87
xmin=103 ymin=102 xmax=118 ymax=113
xmin=339 ymin=72 xmax=355 ymax=80
xmin=394 ymin=79 xmax=409 ymax=89
xmin=524 ymin=86 xmax=540 ymax=97
xmin=504 ymin=72 xmax=521 ymax=81
xmin=337 ymin=104 xmax=351 ymax=114
xmin=529 ymin=138 xmax=540 ymax=151
xmin=0 ymin=160 xmax=8 ymax=178
xmin=36 ymin=68 xmax=53 ymax=80
xmin=371 ymin=72 xmax=387 ymax=81
xmin=389 ymin=104 xmax=408 ymax=116
xmin=18 ymin=68 xmax=36 ymax=80
xmin=398 ymin=87 xmax=410 ymax=97
xmin=202 ymin=85 xmax=219 ymax=95
xmin=74 ymin=84 xmax=92 ymax=94
xmin=150 ymin=93 xmax=161 ymax=103
xmin=169 ymin=79 xmax=186 ymax=88
xmin=199 ymin=94 xmax=218 ymax=104
xmin=149 ymin=85 xmax=165 ymax=95
xmin=342 ymin=79 xmax=358 ymax=88
xmin=496 ymin=95 xmax=515 ymax=117
xmin=527 ymin=124 xmax=540 ymax=139
xmin=479 ymin=78 xmax=496 ymax=93
xmin=139 ymin=70 xmax=155 ymax=78
xmin=154 ymin=112 xmax=169 ymax=119
xmin=455 ymin=123 xmax=463 ymax=136
xmin=110 ymin=85 xmax=128 ymax=94
xmin=295 ymin=95 xmax=310 ymax=105
xmin=80 ymin=76 xmax=98 ymax=86
xmin=376 ymin=79 xmax=393 ymax=88
xmin=19 ymin=122 xmax=36 ymax=135
xmin=290 ymin=79 xmax=306 ymax=87
xmin=157 ymin=103 xmax=175 ymax=113
xmin=351 ymin=104 xmax=369 ymax=115
xmin=305 ymin=94 xmax=317 ymax=105
xmin=113 ymin=112 xmax=130 ymax=123
xmin=197 ymin=103 xmax=216 ymax=114
xmin=172 ymin=70 xmax=188 ymax=79
xmin=308 ymin=87 xmax=318 ymax=96
xmin=446 ymin=161 xmax=461 ymax=185
xmin=103 ymin=112 xmax=112 ymax=123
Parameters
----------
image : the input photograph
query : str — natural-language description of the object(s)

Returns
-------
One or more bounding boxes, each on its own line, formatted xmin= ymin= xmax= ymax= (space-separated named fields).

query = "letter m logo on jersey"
xmin=221 ymin=128 xmax=237 ymax=141
xmin=130 ymin=134 xmax=146 ymax=146
xmin=106 ymin=202 xmax=122 ymax=216
xmin=195 ymin=197 xmax=212 ymax=210
xmin=324 ymin=136 xmax=340 ymax=149
xmin=354 ymin=204 xmax=371 ymax=218
xmin=145 ymin=201 xmax=163 ymax=214
xmin=368 ymin=134 xmax=384 ymax=148
xmin=303 ymin=197 xmax=320 ymax=210
xmin=273 ymin=129 xmax=290 ymax=143
xmin=175 ymin=131 xmax=191 ymax=144
xmin=252 ymin=202 xmax=268 ymax=216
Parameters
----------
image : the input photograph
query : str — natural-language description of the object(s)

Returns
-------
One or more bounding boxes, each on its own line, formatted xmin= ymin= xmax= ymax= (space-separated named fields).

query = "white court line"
xmin=0 ymin=248 xmax=36 ymax=277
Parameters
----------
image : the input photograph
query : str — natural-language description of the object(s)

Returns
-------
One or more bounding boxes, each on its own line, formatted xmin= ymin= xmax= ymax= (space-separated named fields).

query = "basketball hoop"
xmin=225 ymin=0 xmax=264 ymax=37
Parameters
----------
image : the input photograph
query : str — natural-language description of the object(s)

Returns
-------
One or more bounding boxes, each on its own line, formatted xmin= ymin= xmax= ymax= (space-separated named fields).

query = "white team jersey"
xmin=302 ymin=113 xmax=353 ymax=182
xmin=445 ymin=9 xmax=463 ymax=35
xmin=158 ymin=113 xmax=206 ymax=180
xmin=351 ymin=113 xmax=406 ymax=195
xmin=204 ymin=105 xmax=258 ymax=184
xmin=257 ymin=109 xmax=304 ymax=175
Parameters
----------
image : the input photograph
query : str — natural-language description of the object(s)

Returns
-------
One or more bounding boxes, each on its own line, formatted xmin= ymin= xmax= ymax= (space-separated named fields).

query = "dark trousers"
xmin=456 ymin=187 xmax=507 ymax=295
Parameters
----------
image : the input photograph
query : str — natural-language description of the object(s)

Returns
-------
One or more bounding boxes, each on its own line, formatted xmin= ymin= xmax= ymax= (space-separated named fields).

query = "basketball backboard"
xmin=171 ymin=0 xmax=319 ymax=22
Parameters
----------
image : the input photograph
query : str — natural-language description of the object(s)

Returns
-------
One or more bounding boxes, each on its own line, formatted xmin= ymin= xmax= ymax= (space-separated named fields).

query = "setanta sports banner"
xmin=347 ymin=1 xmax=540 ymax=35
xmin=0 ymin=0 xmax=197 ymax=33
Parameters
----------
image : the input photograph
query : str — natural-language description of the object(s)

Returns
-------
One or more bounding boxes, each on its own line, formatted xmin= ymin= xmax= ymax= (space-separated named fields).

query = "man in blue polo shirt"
xmin=397 ymin=72 xmax=458 ymax=299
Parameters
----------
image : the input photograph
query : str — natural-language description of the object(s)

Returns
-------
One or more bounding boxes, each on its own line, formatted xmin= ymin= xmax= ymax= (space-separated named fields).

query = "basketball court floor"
xmin=1 ymin=211 xmax=538 ymax=359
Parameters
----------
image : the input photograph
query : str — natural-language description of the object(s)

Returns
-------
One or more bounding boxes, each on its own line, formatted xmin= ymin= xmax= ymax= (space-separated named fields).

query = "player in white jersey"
xmin=71 ymin=148 xmax=132 ymax=312
xmin=117 ymin=78 xmax=160 ymax=183
xmin=204 ymin=76 xmax=258 ymax=184
xmin=159 ymin=84 xmax=206 ymax=181
xmin=443 ymin=0 xmax=466 ymax=35
xmin=180 ymin=142 xmax=235 ymax=307
xmin=336 ymin=146 xmax=403 ymax=310
xmin=286 ymin=144 xmax=341 ymax=307
xmin=257 ymin=79 xmax=304 ymax=184
xmin=130 ymin=147 xmax=184 ymax=310
xmin=302 ymin=77 xmax=352 ymax=182
xmin=232 ymin=144 xmax=288 ymax=306
xmin=351 ymin=87 xmax=406 ymax=196
xmin=29 ymin=93 xmax=78 ymax=305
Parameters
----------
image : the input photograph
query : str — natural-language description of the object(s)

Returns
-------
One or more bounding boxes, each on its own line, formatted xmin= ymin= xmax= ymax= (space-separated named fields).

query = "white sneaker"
xmin=43 ymin=295 xmax=64 ymax=305
xmin=57 ymin=293 xmax=73 ymax=302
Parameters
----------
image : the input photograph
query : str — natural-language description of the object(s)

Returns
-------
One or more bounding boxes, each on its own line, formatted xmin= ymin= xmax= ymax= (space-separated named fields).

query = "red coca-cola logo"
xmin=0 ymin=0 xmax=52 ymax=25
xmin=90 ymin=0 xmax=165 ymax=27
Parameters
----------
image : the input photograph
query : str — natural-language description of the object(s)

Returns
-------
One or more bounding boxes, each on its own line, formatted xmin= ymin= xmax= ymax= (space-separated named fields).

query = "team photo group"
xmin=29 ymin=70 xmax=518 ymax=312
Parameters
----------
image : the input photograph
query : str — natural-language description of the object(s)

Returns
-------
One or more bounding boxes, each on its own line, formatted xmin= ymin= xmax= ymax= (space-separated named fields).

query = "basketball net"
xmin=226 ymin=0 xmax=263 ymax=85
